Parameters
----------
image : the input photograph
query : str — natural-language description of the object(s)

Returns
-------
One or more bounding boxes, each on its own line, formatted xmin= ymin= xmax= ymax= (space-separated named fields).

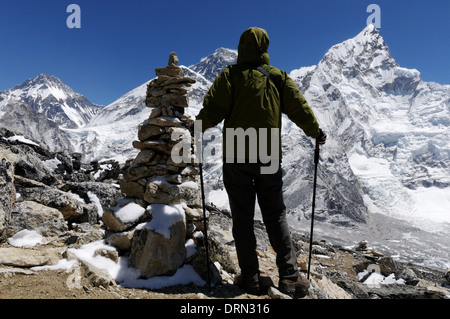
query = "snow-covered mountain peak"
xmin=27 ymin=73 xmax=65 ymax=85
xmin=190 ymin=47 xmax=237 ymax=82
xmin=9 ymin=73 xmax=77 ymax=100
xmin=343 ymin=23 xmax=387 ymax=53
xmin=320 ymin=25 xmax=396 ymax=80
xmin=24 ymin=73 xmax=63 ymax=85
xmin=0 ymin=74 xmax=102 ymax=129
xmin=295 ymin=24 xmax=424 ymax=109
xmin=355 ymin=23 xmax=381 ymax=40
xmin=212 ymin=47 xmax=238 ymax=62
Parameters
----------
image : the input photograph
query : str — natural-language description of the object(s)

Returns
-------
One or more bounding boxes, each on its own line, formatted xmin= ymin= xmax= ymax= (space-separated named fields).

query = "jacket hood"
xmin=237 ymin=27 xmax=270 ymax=65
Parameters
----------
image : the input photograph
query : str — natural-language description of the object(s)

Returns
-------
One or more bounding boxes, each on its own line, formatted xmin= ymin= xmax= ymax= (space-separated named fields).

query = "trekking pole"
xmin=198 ymin=139 xmax=212 ymax=290
xmin=307 ymin=138 xmax=320 ymax=280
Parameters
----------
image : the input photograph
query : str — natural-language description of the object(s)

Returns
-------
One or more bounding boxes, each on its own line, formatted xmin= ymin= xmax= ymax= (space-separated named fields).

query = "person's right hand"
xmin=317 ymin=129 xmax=327 ymax=145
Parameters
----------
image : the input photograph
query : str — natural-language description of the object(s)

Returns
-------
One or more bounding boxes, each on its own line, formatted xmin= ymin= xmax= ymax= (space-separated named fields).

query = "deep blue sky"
xmin=0 ymin=0 xmax=448 ymax=106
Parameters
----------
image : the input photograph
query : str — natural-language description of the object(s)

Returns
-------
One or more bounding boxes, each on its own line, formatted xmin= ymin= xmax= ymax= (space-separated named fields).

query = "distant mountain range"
xmin=0 ymin=74 xmax=102 ymax=152
xmin=1 ymin=25 xmax=449 ymax=269
xmin=1 ymin=74 xmax=102 ymax=128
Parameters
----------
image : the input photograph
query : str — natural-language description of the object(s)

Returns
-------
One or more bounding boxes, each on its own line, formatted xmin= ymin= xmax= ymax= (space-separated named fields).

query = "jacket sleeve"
xmin=196 ymin=67 xmax=233 ymax=132
xmin=280 ymin=75 xmax=320 ymax=138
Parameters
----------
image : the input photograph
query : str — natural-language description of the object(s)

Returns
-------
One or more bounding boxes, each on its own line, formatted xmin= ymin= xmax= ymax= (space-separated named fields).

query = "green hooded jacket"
xmin=196 ymin=27 xmax=320 ymax=161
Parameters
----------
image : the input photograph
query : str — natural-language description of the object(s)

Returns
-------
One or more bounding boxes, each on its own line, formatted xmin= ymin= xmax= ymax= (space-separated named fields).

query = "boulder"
xmin=64 ymin=249 xmax=116 ymax=288
xmin=157 ymin=76 xmax=196 ymax=86
xmin=80 ymin=258 xmax=116 ymax=288
xmin=378 ymin=257 xmax=399 ymax=276
xmin=14 ymin=153 xmax=57 ymax=185
xmin=102 ymin=199 xmax=149 ymax=232
xmin=0 ymin=247 xmax=61 ymax=267
xmin=146 ymin=117 xmax=183 ymax=128
xmin=132 ymin=150 xmax=156 ymax=166
xmin=119 ymin=180 xmax=146 ymax=199
xmin=67 ymin=222 xmax=105 ymax=248
xmin=132 ymin=140 xmax=172 ymax=155
xmin=155 ymin=66 xmax=184 ymax=78
xmin=16 ymin=186 xmax=98 ymax=224
xmin=144 ymin=177 xmax=200 ymax=206
xmin=360 ymin=283 xmax=429 ymax=299
xmin=54 ymin=150 xmax=74 ymax=174
xmin=8 ymin=201 xmax=68 ymax=237
xmin=123 ymin=165 xmax=167 ymax=182
xmin=310 ymin=275 xmax=353 ymax=299
xmin=189 ymin=235 xmax=235 ymax=285
xmin=398 ymin=267 xmax=420 ymax=286
xmin=129 ymin=218 xmax=186 ymax=278
xmin=138 ymin=123 xmax=164 ymax=141
xmin=59 ymin=181 xmax=124 ymax=212
xmin=105 ymin=229 xmax=135 ymax=253
xmin=160 ymin=93 xmax=189 ymax=108
xmin=0 ymin=158 xmax=15 ymax=240
xmin=168 ymin=51 xmax=178 ymax=67
xmin=145 ymin=95 xmax=160 ymax=108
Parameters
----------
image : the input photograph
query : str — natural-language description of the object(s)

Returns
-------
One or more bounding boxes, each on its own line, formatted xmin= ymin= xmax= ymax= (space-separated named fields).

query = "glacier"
xmin=284 ymin=25 xmax=449 ymax=269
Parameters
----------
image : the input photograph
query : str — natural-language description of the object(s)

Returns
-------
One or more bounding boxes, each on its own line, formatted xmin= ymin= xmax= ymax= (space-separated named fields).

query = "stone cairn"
xmin=119 ymin=51 xmax=199 ymax=206
xmin=103 ymin=52 xmax=219 ymax=281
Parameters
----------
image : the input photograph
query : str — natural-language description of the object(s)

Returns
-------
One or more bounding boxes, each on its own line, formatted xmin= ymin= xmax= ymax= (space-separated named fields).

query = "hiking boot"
xmin=259 ymin=276 xmax=274 ymax=294
xmin=279 ymin=273 xmax=310 ymax=296
xmin=234 ymin=274 xmax=261 ymax=295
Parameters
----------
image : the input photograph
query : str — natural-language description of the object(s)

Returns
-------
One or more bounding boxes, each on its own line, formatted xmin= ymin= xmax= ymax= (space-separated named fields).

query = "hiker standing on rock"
xmin=195 ymin=27 xmax=327 ymax=295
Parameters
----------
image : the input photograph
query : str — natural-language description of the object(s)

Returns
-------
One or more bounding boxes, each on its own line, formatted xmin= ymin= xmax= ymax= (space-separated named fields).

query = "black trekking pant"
xmin=223 ymin=162 xmax=299 ymax=282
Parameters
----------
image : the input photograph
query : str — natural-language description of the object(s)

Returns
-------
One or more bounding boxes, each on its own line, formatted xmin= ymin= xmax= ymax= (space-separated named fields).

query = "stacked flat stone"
xmin=103 ymin=52 xmax=214 ymax=279
xmin=119 ymin=51 xmax=199 ymax=207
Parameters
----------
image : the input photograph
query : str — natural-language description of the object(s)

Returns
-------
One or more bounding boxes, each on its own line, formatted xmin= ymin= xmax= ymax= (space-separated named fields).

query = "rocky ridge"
xmin=0 ymin=123 xmax=449 ymax=300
